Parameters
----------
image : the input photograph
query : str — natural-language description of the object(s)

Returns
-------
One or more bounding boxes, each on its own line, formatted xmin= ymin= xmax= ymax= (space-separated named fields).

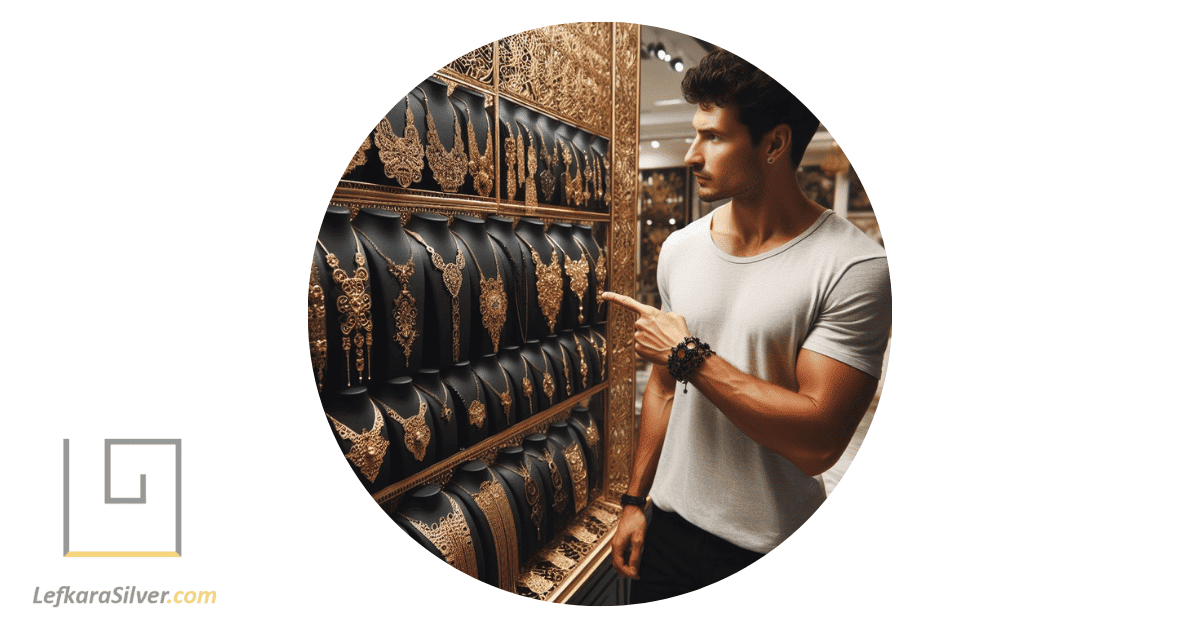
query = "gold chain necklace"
xmin=541 ymin=446 xmax=567 ymax=515
xmin=573 ymin=336 xmax=589 ymax=389
xmin=402 ymin=499 xmax=478 ymax=579
xmin=518 ymin=357 xmax=536 ymax=412
xmin=406 ymin=229 xmax=467 ymax=362
xmin=453 ymin=232 xmax=507 ymax=355
xmin=555 ymin=342 xmax=573 ymax=398
xmin=464 ymin=107 xmax=493 ymax=197
xmin=372 ymin=95 xmax=424 ymax=187
xmin=537 ymin=129 xmax=559 ymax=201
xmin=497 ymin=461 xmax=543 ymax=541
xmin=415 ymin=380 xmax=454 ymax=424
xmin=452 ymin=479 xmax=519 ymax=592
xmin=513 ymin=230 xmax=562 ymax=334
xmin=357 ymin=230 xmax=418 ymax=368
xmin=421 ymin=90 xmax=468 ymax=193
xmin=316 ymin=235 xmax=373 ymax=386
xmin=523 ymin=351 xmax=555 ymax=403
xmin=492 ymin=233 xmax=529 ymax=343
xmin=479 ymin=371 xmax=513 ymax=424
xmin=524 ymin=125 xmax=539 ymax=207
xmin=447 ymin=372 xmax=488 ymax=429
xmin=560 ymin=143 xmax=582 ymax=207
xmin=325 ymin=403 xmax=388 ymax=483
xmin=308 ymin=258 xmax=328 ymax=391
xmin=585 ymin=329 xmax=606 ymax=375
xmin=374 ymin=396 xmax=430 ymax=462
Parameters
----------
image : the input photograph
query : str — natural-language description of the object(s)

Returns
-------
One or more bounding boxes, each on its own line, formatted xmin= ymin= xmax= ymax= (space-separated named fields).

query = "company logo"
xmin=62 ymin=439 xmax=182 ymax=557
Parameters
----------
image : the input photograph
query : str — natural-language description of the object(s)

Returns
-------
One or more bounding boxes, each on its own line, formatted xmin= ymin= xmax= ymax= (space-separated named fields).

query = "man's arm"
xmin=610 ymin=363 xmax=675 ymax=579
xmin=603 ymin=291 xmax=879 ymax=477
xmin=689 ymin=348 xmax=877 ymax=476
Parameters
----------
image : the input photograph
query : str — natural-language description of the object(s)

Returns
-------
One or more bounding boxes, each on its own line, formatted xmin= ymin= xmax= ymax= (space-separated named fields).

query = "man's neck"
xmin=713 ymin=175 xmax=825 ymax=257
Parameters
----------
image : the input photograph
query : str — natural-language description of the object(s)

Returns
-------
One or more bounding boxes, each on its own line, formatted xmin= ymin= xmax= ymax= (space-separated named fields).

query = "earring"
xmin=767 ymin=157 xmax=775 ymax=165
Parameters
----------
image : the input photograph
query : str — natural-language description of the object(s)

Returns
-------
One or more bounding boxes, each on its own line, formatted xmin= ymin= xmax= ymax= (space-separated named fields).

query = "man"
xmin=603 ymin=49 xmax=891 ymax=603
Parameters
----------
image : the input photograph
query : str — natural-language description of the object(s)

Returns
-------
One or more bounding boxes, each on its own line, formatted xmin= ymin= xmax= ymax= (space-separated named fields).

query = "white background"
xmin=2 ymin=2 xmax=1197 ymax=626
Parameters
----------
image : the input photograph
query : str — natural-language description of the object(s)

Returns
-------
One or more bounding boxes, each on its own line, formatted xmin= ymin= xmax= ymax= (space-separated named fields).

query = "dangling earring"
xmin=767 ymin=156 xmax=775 ymax=165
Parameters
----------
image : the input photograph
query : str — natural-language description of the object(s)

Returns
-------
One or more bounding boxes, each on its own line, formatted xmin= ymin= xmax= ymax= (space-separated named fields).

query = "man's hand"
xmin=610 ymin=505 xmax=648 ymax=579
xmin=601 ymin=292 xmax=691 ymax=366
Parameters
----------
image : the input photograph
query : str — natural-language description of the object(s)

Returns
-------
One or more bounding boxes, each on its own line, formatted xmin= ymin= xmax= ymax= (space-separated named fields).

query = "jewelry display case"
xmin=309 ymin=23 xmax=641 ymax=603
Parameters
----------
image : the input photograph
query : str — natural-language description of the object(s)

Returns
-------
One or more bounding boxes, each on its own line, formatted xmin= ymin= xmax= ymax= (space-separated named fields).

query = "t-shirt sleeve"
xmin=801 ymin=257 xmax=891 ymax=379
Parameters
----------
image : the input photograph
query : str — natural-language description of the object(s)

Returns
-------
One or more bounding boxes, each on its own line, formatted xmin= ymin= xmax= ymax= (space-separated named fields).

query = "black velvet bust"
xmin=519 ymin=340 xmax=560 ymax=409
xmin=371 ymin=376 xmax=437 ymax=478
xmin=445 ymin=461 xmax=522 ymax=592
xmin=493 ymin=445 xmax=549 ymax=560
xmin=412 ymin=368 xmax=458 ymax=461
xmin=513 ymin=218 xmax=564 ymax=338
xmin=475 ymin=353 xmax=518 ymax=430
xmin=393 ymin=485 xmax=485 ymax=581
xmin=406 ymin=212 xmax=473 ymax=369
xmin=522 ymin=433 xmax=571 ymax=537
xmin=498 ymin=344 xmax=538 ymax=420
xmin=452 ymin=215 xmax=511 ymax=359
xmin=320 ymin=386 xmax=393 ymax=491
xmin=546 ymin=421 xmax=589 ymax=516
xmin=487 ymin=216 xmax=531 ymax=344
xmin=443 ymin=361 xmax=496 ymax=448
xmin=547 ymin=222 xmax=586 ymax=331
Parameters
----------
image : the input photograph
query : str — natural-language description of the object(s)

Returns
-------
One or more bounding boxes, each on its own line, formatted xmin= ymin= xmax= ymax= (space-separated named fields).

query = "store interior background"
xmin=635 ymin=25 xmax=888 ymax=493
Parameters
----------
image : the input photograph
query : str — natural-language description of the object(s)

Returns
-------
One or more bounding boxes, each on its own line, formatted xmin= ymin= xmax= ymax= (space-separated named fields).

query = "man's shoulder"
xmin=660 ymin=208 xmax=717 ymax=259
xmin=807 ymin=211 xmax=887 ymax=264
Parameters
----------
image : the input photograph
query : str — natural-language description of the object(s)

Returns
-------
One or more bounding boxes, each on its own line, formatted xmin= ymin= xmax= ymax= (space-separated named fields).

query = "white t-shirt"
xmin=649 ymin=208 xmax=890 ymax=553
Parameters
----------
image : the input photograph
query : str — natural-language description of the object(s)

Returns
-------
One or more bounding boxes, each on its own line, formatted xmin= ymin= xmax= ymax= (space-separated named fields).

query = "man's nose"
xmin=683 ymin=138 xmax=701 ymax=167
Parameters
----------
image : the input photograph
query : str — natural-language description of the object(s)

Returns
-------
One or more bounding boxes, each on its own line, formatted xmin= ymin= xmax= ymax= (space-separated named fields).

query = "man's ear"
xmin=766 ymin=123 xmax=791 ymax=164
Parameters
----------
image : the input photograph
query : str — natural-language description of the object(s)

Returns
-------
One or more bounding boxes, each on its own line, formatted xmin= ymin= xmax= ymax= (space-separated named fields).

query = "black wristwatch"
xmin=620 ymin=494 xmax=647 ymax=508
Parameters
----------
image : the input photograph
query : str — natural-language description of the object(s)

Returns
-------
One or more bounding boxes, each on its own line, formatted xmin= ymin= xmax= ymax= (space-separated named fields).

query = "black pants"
xmin=629 ymin=505 xmax=765 ymax=603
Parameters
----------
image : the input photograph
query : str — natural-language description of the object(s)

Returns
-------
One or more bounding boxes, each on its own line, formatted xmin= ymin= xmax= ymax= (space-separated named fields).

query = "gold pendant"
xmin=468 ymin=400 xmax=486 ymax=429
xmin=530 ymin=248 xmax=562 ymax=333
xmin=326 ymin=405 xmax=388 ymax=483
xmin=542 ymin=372 xmax=555 ymax=401
xmin=564 ymin=255 xmax=589 ymax=324
xmin=308 ymin=261 xmax=328 ymax=391
xmin=426 ymin=104 xmax=468 ymax=192
xmin=478 ymin=275 xmax=507 ymax=354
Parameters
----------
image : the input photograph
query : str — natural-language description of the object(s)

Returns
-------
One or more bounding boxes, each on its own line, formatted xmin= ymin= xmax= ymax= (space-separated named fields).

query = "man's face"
xmin=683 ymin=103 xmax=765 ymax=203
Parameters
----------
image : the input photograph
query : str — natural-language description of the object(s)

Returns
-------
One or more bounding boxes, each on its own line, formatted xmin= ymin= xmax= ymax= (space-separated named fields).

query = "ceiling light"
xmin=672 ymin=59 xmax=684 ymax=72
xmin=651 ymin=140 xmax=660 ymax=149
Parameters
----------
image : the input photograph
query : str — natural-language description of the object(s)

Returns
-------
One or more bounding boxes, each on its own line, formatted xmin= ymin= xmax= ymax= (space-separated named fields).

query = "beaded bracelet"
xmin=666 ymin=336 xmax=714 ymax=393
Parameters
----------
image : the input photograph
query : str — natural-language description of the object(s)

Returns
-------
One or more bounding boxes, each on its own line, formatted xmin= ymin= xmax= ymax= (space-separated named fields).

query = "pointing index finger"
xmin=601 ymin=291 xmax=655 ymax=317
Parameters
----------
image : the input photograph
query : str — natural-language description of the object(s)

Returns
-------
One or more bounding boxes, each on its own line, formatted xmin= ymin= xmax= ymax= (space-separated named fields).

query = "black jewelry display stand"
xmin=320 ymin=25 xmax=639 ymax=603
xmin=321 ymin=386 xmax=394 ymax=491
xmin=407 ymin=212 xmax=473 ymax=369
xmin=372 ymin=376 xmax=437 ymax=478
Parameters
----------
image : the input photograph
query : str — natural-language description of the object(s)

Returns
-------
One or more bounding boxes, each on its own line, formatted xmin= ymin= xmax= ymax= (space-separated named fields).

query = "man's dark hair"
xmin=681 ymin=49 xmax=819 ymax=167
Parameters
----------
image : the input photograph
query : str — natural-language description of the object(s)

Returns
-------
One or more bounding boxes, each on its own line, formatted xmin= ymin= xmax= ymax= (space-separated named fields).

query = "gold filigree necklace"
xmin=325 ymin=402 xmax=388 ymax=483
xmin=447 ymin=372 xmax=488 ymax=429
xmin=316 ymin=235 xmax=373 ymax=386
xmin=358 ymin=230 xmax=418 ymax=368
xmin=541 ymin=446 xmax=568 ymax=515
xmin=453 ymin=232 xmax=507 ymax=355
xmin=421 ymin=89 xmax=468 ymax=193
xmin=562 ymin=441 xmax=588 ymax=513
xmin=406 ymin=229 xmax=467 ymax=362
xmin=373 ymin=95 xmax=424 ymax=187
xmin=464 ymin=106 xmax=493 ymax=197
xmin=402 ymin=499 xmax=478 ymax=579
xmin=308 ymin=257 xmax=328 ymax=391
xmin=514 ymin=230 xmax=562 ymax=334
xmin=504 ymin=122 xmax=519 ymax=201
xmin=537 ymin=129 xmax=559 ymax=201
xmin=553 ymin=238 xmax=590 ymax=325
xmin=374 ymin=396 xmax=430 ymax=462
xmin=415 ymin=379 xmax=454 ymax=424
xmin=585 ymin=329 xmax=606 ymax=375
xmin=574 ymin=236 xmax=606 ymax=317
xmin=518 ymin=357 xmax=536 ymax=413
